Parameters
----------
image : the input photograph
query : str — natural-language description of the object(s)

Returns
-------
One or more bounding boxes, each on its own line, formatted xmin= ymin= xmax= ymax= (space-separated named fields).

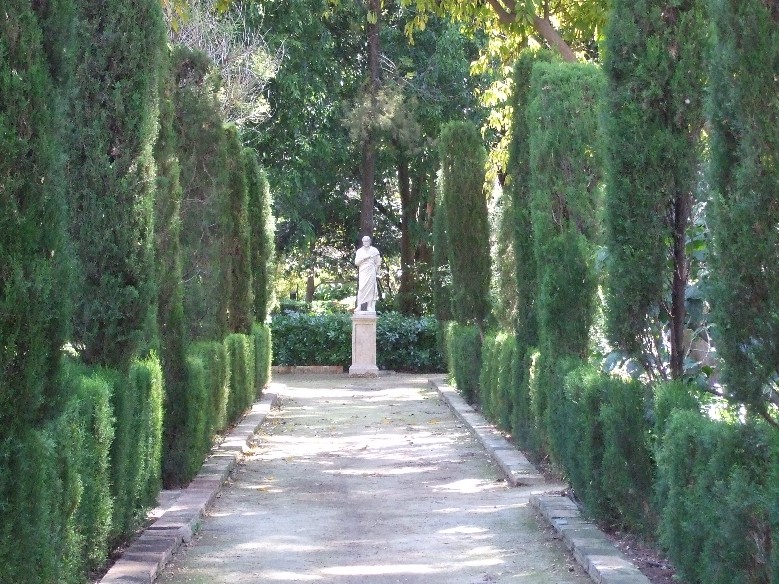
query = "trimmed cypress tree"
xmin=244 ymin=147 xmax=275 ymax=324
xmin=224 ymin=124 xmax=253 ymax=334
xmin=155 ymin=51 xmax=192 ymax=487
xmin=602 ymin=0 xmax=707 ymax=379
xmin=0 ymin=2 xmax=71 ymax=433
xmin=505 ymin=49 xmax=554 ymax=356
xmin=175 ymin=46 xmax=231 ymax=342
xmin=528 ymin=62 xmax=603 ymax=460
xmin=438 ymin=121 xmax=490 ymax=326
xmin=707 ymin=0 xmax=779 ymax=411
xmin=529 ymin=61 xmax=603 ymax=360
xmin=68 ymin=0 xmax=166 ymax=368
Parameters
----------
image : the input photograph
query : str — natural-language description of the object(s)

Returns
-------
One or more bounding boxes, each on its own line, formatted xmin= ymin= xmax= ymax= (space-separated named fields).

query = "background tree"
xmin=248 ymin=0 xmax=363 ymax=300
xmin=167 ymin=0 xmax=281 ymax=129
xmin=602 ymin=0 xmax=707 ymax=380
xmin=405 ymin=0 xmax=607 ymax=62
xmin=707 ymin=0 xmax=779 ymax=418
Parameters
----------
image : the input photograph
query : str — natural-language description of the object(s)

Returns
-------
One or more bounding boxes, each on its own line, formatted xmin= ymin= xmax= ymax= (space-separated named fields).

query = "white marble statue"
xmin=354 ymin=235 xmax=381 ymax=312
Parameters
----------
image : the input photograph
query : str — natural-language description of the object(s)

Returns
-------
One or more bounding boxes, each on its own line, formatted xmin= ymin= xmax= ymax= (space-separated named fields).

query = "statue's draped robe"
xmin=355 ymin=246 xmax=380 ymax=311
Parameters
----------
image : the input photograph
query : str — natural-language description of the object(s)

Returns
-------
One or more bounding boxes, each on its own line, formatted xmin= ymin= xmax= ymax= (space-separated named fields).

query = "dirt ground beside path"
xmin=156 ymin=374 xmax=592 ymax=584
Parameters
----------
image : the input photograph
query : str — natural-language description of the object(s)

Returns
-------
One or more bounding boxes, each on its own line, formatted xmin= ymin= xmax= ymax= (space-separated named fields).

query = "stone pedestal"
xmin=349 ymin=311 xmax=379 ymax=376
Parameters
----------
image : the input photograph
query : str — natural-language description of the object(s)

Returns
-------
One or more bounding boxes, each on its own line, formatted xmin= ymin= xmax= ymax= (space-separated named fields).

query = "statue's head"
xmin=361 ymin=236 xmax=371 ymax=247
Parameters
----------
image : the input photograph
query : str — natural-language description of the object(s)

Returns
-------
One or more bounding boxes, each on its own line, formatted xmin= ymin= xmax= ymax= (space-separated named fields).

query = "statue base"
xmin=349 ymin=311 xmax=379 ymax=377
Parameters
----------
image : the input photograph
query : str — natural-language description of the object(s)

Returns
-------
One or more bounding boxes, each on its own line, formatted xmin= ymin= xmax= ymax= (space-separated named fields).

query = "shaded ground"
xmin=156 ymin=374 xmax=592 ymax=583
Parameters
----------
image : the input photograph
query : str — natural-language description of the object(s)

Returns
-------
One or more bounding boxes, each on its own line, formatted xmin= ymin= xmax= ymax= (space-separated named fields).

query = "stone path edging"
xmin=428 ymin=376 xmax=650 ymax=584
xmin=99 ymin=388 xmax=281 ymax=584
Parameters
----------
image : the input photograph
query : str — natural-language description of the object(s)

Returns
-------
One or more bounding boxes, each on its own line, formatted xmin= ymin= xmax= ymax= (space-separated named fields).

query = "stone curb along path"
xmin=98 ymin=387 xmax=281 ymax=584
xmin=428 ymin=376 xmax=651 ymax=584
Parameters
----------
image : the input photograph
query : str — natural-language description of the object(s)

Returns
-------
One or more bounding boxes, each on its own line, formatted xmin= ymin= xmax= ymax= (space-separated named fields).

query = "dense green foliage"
xmin=602 ymin=0 xmax=706 ymax=378
xmin=245 ymin=149 xmax=275 ymax=324
xmin=438 ymin=121 xmax=491 ymax=326
xmin=0 ymin=0 xmax=280 ymax=578
xmin=0 ymin=360 xmax=113 ymax=583
xmin=253 ymin=323 xmax=273 ymax=390
xmin=155 ymin=51 xmax=191 ymax=488
xmin=0 ymin=1 xmax=71 ymax=433
xmin=707 ymin=0 xmax=779 ymax=409
xmin=68 ymin=0 xmax=165 ymax=368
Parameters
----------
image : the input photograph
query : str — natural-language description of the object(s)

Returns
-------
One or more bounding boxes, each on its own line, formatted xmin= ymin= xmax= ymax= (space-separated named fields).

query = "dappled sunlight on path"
xmin=157 ymin=374 xmax=590 ymax=584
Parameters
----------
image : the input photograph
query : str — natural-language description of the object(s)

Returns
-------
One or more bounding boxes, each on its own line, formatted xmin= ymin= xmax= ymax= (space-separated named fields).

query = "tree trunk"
xmin=670 ymin=190 xmax=690 ymax=379
xmin=360 ymin=0 xmax=381 ymax=237
xmin=483 ymin=0 xmax=577 ymax=62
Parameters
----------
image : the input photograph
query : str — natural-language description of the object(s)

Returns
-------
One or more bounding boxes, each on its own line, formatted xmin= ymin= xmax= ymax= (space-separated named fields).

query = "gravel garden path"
xmin=156 ymin=373 xmax=592 ymax=584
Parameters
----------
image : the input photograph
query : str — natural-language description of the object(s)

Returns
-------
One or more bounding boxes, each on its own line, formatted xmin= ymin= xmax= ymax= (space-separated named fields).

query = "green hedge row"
xmin=271 ymin=312 xmax=444 ymax=372
xmin=476 ymin=334 xmax=779 ymax=583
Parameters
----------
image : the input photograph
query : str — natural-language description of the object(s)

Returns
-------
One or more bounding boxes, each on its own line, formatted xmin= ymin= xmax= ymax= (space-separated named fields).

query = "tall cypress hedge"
xmin=602 ymin=0 xmax=706 ymax=378
xmin=707 ymin=0 xmax=779 ymax=410
xmin=438 ymin=121 xmax=490 ymax=326
xmin=245 ymin=148 xmax=275 ymax=324
xmin=68 ymin=0 xmax=165 ymax=369
xmin=156 ymin=51 xmax=191 ymax=487
xmin=223 ymin=124 xmax=253 ymax=334
xmin=527 ymin=62 xmax=603 ymax=460
xmin=0 ymin=0 xmax=71 ymax=433
xmin=505 ymin=49 xmax=554 ymax=356
xmin=175 ymin=47 xmax=231 ymax=341
xmin=505 ymin=50 xmax=554 ymax=445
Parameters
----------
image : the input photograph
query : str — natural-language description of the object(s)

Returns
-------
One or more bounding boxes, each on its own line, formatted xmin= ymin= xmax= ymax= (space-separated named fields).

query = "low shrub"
xmin=376 ymin=313 xmax=444 ymax=372
xmin=63 ymin=363 xmax=114 ymax=573
xmin=446 ymin=322 xmax=482 ymax=403
xmin=0 ymin=428 xmax=73 ymax=584
xmin=272 ymin=312 xmax=351 ymax=367
xmin=271 ymin=311 xmax=443 ymax=372
xmin=479 ymin=334 xmax=499 ymax=418
xmin=162 ymin=352 xmax=209 ymax=487
xmin=479 ymin=332 xmax=516 ymax=431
